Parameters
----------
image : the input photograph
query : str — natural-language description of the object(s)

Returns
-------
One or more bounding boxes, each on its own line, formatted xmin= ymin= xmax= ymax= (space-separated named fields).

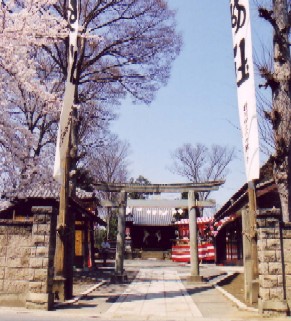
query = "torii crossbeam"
xmin=94 ymin=181 xmax=224 ymax=193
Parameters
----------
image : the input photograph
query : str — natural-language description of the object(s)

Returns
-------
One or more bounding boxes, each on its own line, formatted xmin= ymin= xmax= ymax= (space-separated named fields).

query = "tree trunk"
xmin=272 ymin=0 xmax=291 ymax=222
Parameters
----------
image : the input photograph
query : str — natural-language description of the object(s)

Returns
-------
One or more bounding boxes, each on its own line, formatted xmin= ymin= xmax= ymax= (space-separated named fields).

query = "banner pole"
xmin=247 ymin=180 xmax=259 ymax=304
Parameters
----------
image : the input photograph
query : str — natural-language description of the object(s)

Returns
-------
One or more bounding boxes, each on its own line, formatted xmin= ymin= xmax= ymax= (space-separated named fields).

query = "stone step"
xmin=141 ymin=251 xmax=165 ymax=260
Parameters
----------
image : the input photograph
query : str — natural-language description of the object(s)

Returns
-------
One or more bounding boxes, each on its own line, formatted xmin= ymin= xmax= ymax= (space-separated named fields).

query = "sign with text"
xmin=53 ymin=0 xmax=79 ymax=183
xmin=230 ymin=0 xmax=260 ymax=181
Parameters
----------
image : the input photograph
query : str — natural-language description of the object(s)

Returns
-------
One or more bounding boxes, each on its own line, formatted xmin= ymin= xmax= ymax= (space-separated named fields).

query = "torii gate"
xmin=95 ymin=181 xmax=224 ymax=282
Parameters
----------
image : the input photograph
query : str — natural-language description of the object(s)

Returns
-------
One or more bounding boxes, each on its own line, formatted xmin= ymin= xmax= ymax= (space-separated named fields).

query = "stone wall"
xmin=0 ymin=206 xmax=57 ymax=310
xmin=257 ymin=210 xmax=288 ymax=315
xmin=0 ymin=221 xmax=32 ymax=307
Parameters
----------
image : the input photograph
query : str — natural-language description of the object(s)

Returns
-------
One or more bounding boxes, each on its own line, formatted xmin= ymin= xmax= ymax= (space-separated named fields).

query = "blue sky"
xmin=111 ymin=1 xmax=270 ymax=210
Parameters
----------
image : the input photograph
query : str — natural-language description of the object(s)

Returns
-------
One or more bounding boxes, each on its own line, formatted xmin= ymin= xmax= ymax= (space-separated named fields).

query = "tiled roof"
xmin=127 ymin=208 xmax=175 ymax=226
xmin=98 ymin=207 xmax=214 ymax=226
xmin=175 ymin=217 xmax=213 ymax=225
xmin=13 ymin=184 xmax=94 ymax=200
xmin=214 ymin=178 xmax=278 ymax=222
xmin=0 ymin=189 xmax=105 ymax=225
xmin=18 ymin=185 xmax=59 ymax=199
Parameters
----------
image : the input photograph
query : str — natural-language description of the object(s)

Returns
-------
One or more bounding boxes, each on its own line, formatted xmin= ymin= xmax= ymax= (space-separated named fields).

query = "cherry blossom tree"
xmin=0 ymin=0 xmax=66 ymax=91
xmin=0 ymin=0 xmax=181 ymax=196
xmin=0 ymin=1 xmax=67 ymax=194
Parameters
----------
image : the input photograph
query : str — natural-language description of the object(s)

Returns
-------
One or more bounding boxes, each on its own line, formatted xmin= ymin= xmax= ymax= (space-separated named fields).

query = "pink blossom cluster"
xmin=0 ymin=0 xmax=67 ymax=91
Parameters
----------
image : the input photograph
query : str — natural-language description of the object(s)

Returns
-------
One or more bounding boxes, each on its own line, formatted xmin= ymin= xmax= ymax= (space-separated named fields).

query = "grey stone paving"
xmin=1 ymin=260 xmax=290 ymax=321
xmin=49 ymin=261 xmax=289 ymax=320
xmin=103 ymin=268 xmax=202 ymax=320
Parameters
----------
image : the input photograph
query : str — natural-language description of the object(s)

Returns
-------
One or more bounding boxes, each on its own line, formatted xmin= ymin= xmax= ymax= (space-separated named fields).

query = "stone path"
xmin=1 ymin=262 xmax=290 ymax=321
xmin=103 ymin=268 xmax=202 ymax=320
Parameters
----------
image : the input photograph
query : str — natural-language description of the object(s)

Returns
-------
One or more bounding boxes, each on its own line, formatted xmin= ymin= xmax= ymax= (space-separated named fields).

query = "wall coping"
xmin=0 ymin=219 xmax=32 ymax=226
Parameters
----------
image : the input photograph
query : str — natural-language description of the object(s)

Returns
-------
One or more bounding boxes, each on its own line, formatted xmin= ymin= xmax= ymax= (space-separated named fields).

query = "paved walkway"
xmin=51 ymin=261 xmax=288 ymax=321
xmin=103 ymin=268 xmax=202 ymax=320
xmin=1 ymin=261 xmax=290 ymax=321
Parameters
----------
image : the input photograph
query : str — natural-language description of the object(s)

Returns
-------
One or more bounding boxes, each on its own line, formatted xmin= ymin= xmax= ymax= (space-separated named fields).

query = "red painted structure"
xmin=171 ymin=218 xmax=215 ymax=262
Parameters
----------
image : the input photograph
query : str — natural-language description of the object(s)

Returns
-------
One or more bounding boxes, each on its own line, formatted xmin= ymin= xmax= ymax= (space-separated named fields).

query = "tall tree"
xmin=128 ymin=175 xmax=154 ymax=199
xmin=0 ymin=1 xmax=67 ymax=194
xmin=170 ymin=143 xmax=235 ymax=203
xmin=86 ymin=134 xmax=130 ymax=185
xmin=1 ymin=1 xmax=181 ymax=194
xmin=84 ymin=134 xmax=130 ymax=237
xmin=256 ymin=0 xmax=291 ymax=221
xmin=0 ymin=50 xmax=63 ymax=194
xmin=44 ymin=0 xmax=181 ymax=187
xmin=47 ymin=0 xmax=181 ymax=104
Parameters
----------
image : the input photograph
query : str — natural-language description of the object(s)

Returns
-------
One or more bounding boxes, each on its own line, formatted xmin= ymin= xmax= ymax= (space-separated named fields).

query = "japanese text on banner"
xmin=230 ymin=0 xmax=260 ymax=181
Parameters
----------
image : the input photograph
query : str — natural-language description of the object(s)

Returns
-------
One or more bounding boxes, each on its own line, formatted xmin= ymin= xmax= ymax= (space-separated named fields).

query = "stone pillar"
xmin=257 ymin=209 xmax=288 ymax=315
xmin=26 ymin=207 xmax=57 ymax=310
xmin=188 ymin=191 xmax=202 ymax=282
xmin=114 ymin=191 xmax=127 ymax=283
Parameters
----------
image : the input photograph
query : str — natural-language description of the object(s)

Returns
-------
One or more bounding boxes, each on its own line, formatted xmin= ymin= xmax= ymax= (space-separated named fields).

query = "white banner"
xmin=53 ymin=0 xmax=79 ymax=183
xmin=230 ymin=0 xmax=260 ymax=181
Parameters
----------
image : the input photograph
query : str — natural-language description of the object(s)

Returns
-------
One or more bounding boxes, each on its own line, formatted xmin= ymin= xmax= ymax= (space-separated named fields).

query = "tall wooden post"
xmin=247 ymin=181 xmax=259 ymax=303
xmin=188 ymin=191 xmax=202 ymax=281
xmin=114 ymin=191 xmax=127 ymax=282
xmin=242 ymin=209 xmax=252 ymax=302
xmin=54 ymin=155 xmax=69 ymax=301
xmin=64 ymin=205 xmax=75 ymax=299
xmin=65 ymin=105 xmax=78 ymax=298
xmin=89 ymin=221 xmax=95 ymax=268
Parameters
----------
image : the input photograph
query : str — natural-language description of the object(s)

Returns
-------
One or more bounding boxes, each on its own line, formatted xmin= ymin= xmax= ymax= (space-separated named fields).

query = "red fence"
xmin=171 ymin=243 xmax=215 ymax=263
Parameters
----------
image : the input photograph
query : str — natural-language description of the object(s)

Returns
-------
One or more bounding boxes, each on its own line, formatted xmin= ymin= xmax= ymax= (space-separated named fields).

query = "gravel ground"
xmin=218 ymin=273 xmax=258 ymax=309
